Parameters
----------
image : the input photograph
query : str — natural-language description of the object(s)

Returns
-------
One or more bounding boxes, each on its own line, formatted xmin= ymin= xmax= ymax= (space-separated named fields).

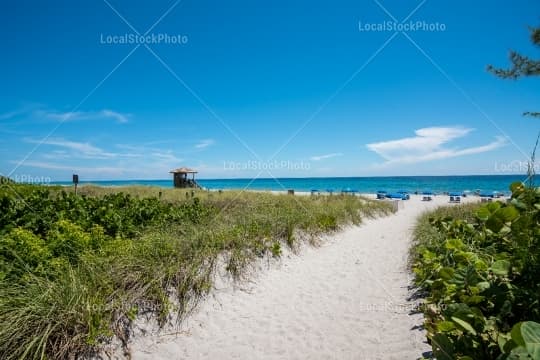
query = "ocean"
xmin=52 ymin=175 xmax=529 ymax=195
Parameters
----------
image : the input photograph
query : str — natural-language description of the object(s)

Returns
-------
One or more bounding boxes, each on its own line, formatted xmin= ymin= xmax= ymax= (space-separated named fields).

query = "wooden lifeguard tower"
xmin=170 ymin=167 xmax=200 ymax=188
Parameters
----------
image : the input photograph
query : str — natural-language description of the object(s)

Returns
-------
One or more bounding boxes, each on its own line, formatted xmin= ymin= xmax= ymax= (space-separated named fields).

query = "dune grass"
xmin=0 ymin=184 xmax=392 ymax=359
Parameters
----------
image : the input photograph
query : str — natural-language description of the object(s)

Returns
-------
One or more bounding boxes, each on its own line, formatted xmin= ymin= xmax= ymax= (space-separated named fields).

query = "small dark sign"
xmin=73 ymin=174 xmax=79 ymax=184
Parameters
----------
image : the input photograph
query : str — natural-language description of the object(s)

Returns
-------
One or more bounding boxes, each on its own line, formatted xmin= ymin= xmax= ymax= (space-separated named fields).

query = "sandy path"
xmin=128 ymin=195 xmax=475 ymax=360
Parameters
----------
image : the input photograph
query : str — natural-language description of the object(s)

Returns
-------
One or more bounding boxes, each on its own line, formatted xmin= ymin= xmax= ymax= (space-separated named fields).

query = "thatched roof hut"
xmin=169 ymin=167 xmax=198 ymax=174
xmin=170 ymin=167 xmax=199 ymax=188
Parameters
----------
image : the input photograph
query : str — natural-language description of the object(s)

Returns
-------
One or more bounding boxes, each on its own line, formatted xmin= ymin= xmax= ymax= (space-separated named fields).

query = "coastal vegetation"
xmin=0 ymin=182 xmax=392 ymax=359
xmin=411 ymin=180 xmax=540 ymax=359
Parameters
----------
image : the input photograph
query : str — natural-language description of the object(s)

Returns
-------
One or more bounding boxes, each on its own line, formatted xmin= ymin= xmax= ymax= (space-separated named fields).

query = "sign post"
xmin=73 ymin=174 xmax=79 ymax=195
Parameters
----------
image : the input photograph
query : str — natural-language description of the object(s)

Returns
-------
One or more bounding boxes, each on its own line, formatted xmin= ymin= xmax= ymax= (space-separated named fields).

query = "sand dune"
xmin=125 ymin=195 xmax=478 ymax=360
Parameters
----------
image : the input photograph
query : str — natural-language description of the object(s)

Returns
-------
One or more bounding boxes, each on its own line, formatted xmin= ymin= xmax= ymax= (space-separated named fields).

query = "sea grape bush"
xmin=0 ymin=185 xmax=214 ymax=282
xmin=412 ymin=182 xmax=540 ymax=359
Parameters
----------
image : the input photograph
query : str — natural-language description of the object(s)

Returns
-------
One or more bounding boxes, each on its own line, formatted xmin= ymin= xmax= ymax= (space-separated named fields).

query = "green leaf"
xmin=437 ymin=321 xmax=456 ymax=332
xmin=439 ymin=267 xmax=455 ymax=281
xmin=476 ymin=207 xmax=491 ymax=221
xmin=474 ymin=259 xmax=488 ymax=272
xmin=511 ymin=322 xmax=526 ymax=346
xmin=511 ymin=322 xmax=540 ymax=358
xmin=486 ymin=216 xmax=504 ymax=233
xmin=486 ymin=202 xmax=502 ymax=212
xmin=445 ymin=239 xmax=464 ymax=250
xmin=477 ymin=281 xmax=490 ymax=292
xmin=491 ymin=260 xmax=511 ymax=276
xmin=507 ymin=346 xmax=531 ymax=359
xmin=496 ymin=206 xmax=519 ymax=222
xmin=451 ymin=316 xmax=477 ymax=335
xmin=431 ymin=333 xmax=455 ymax=360
xmin=498 ymin=333 xmax=511 ymax=353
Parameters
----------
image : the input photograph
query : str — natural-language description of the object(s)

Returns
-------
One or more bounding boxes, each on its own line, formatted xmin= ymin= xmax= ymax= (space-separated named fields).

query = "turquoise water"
xmin=52 ymin=175 xmax=529 ymax=195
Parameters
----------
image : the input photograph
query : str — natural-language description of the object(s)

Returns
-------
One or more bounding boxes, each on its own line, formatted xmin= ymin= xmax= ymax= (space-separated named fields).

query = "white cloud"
xmin=366 ymin=126 xmax=507 ymax=165
xmin=99 ymin=110 xmax=129 ymax=123
xmin=195 ymin=139 xmax=215 ymax=149
xmin=25 ymin=138 xmax=119 ymax=159
xmin=310 ymin=153 xmax=343 ymax=161
xmin=42 ymin=109 xmax=130 ymax=123
xmin=15 ymin=140 xmax=185 ymax=179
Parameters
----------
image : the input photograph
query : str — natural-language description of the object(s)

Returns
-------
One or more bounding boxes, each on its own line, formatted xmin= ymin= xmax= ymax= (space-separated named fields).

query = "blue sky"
xmin=1 ymin=0 xmax=539 ymax=181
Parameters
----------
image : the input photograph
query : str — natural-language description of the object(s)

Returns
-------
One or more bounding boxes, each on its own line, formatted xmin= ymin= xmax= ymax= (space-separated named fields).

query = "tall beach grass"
xmin=0 ymin=184 xmax=392 ymax=359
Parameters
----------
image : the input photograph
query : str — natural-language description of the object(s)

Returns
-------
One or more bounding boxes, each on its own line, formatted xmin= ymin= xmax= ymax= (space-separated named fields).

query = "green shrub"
xmin=411 ymin=183 xmax=540 ymax=359
xmin=0 ymin=183 xmax=392 ymax=359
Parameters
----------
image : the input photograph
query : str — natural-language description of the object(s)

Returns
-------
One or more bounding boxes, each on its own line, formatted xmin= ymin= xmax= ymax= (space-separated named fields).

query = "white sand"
xmin=124 ymin=195 xmax=479 ymax=360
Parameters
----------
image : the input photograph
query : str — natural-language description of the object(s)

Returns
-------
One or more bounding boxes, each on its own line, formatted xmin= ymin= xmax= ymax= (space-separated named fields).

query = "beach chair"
xmin=422 ymin=191 xmax=433 ymax=201
xmin=449 ymin=192 xmax=461 ymax=203
xmin=480 ymin=192 xmax=493 ymax=203
xmin=397 ymin=190 xmax=410 ymax=200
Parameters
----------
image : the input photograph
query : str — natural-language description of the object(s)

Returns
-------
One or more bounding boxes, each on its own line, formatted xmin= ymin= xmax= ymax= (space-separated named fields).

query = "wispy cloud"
xmin=310 ymin=153 xmax=343 ymax=161
xmin=366 ymin=126 xmax=507 ymax=165
xmin=0 ymin=105 xmax=130 ymax=123
xmin=0 ymin=109 xmax=27 ymax=120
xmin=0 ymin=103 xmax=42 ymax=120
xmin=15 ymin=139 xmax=185 ymax=179
xmin=25 ymin=138 xmax=120 ymax=159
xmin=150 ymin=150 xmax=183 ymax=163
xmin=195 ymin=139 xmax=215 ymax=149
xmin=41 ymin=109 xmax=130 ymax=123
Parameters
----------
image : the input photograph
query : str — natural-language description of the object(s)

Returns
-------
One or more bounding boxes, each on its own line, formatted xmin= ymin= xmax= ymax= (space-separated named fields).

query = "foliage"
xmin=0 ymin=183 xmax=392 ymax=359
xmin=487 ymin=25 xmax=540 ymax=117
xmin=411 ymin=182 xmax=540 ymax=359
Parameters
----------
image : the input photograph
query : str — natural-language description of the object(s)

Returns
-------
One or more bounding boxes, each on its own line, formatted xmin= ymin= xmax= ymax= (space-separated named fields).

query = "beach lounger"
xmin=422 ymin=191 xmax=433 ymax=201
xmin=387 ymin=193 xmax=408 ymax=200
xmin=480 ymin=192 xmax=494 ymax=203
xmin=449 ymin=192 xmax=462 ymax=203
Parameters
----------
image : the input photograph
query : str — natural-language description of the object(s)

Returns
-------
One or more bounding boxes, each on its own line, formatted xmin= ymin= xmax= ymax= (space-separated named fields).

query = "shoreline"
xmin=38 ymin=174 xmax=524 ymax=196
xmin=44 ymin=182 xmax=513 ymax=198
